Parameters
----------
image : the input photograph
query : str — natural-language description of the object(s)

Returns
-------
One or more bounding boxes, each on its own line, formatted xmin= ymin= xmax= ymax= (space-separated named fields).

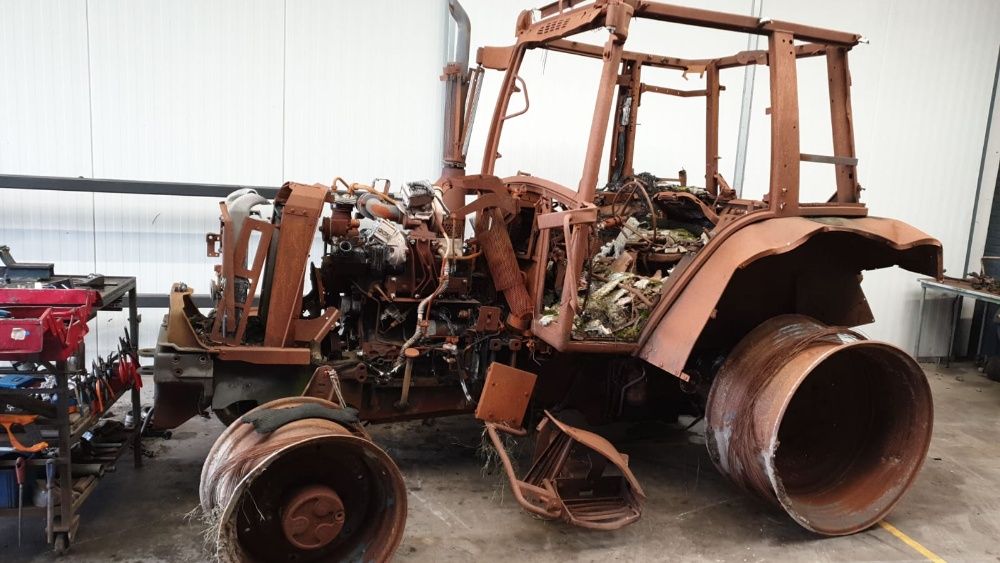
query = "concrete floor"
xmin=2 ymin=361 xmax=999 ymax=562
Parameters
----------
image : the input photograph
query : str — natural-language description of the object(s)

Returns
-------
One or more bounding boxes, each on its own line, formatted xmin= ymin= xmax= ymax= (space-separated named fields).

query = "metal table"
xmin=914 ymin=277 xmax=1000 ymax=364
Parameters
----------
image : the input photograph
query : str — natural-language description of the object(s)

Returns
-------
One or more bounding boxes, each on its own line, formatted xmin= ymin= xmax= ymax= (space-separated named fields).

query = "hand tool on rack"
xmin=73 ymin=377 xmax=87 ymax=416
xmin=15 ymin=456 xmax=25 ymax=546
xmin=139 ymin=405 xmax=154 ymax=437
xmin=0 ymin=414 xmax=49 ymax=453
xmin=116 ymin=331 xmax=142 ymax=390
xmin=93 ymin=378 xmax=104 ymax=414
xmin=88 ymin=359 xmax=110 ymax=413
xmin=45 ymin=459 xmax=55 ymax=543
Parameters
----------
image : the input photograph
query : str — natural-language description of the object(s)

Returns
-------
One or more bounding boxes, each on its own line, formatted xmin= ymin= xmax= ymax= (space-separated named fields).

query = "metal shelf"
xmin=0 ymin=275 xmax=143 ymax=554
xmin=0 ymin=386 xmax=132 ymax=448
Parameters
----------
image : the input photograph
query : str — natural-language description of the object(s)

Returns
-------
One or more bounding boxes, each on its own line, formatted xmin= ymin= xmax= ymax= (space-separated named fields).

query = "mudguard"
xmin=637 ymin=216 xmax=943 ymax=377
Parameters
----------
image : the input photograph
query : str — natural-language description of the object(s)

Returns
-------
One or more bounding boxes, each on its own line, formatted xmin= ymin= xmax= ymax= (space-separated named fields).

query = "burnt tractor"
xmin=151 ymin=1 xmax=942 ymax=561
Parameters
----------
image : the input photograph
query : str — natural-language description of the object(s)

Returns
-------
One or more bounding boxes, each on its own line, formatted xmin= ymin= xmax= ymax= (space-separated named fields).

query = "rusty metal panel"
xmin=262 ymin=183 xmax=327 ymax=347
xmin=475 ymin=362 xmax=537 ymax=429
xmin=638 ymin=215 xmax=942 ymax=376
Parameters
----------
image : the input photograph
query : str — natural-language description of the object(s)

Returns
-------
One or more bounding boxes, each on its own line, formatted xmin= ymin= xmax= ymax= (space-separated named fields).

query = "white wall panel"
xmin=93 ymin=307 xmax=165 ymax=365
xmin=87 ymin=0 xmax=285 ymax=185
xmin=0 ymin=0 xmax=93 ymax=177
xmin=93 ymin=193 xmax=220 ymax=295
xmin=86 ymin=0 xmax=286 ymax=333
xmin=282 ymin=0 xmax=448 ymax=186
xmin=860 ymin=0 xmax=1000 ymax=350
xmin=0 ymin=0 xmax=95 ymax=274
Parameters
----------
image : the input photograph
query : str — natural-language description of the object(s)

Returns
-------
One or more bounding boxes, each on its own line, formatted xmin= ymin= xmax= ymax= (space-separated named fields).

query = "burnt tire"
xmin=214 ymin=400 xmax=259 ymax=426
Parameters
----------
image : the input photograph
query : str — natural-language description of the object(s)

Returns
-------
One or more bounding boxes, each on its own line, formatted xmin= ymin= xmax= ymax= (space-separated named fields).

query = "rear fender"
xmin=637 ymin=216 xmax=942 ymax=377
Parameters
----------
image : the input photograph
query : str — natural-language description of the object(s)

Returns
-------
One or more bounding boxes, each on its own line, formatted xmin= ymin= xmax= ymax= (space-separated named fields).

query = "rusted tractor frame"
xmin=471 ymin=0 xmax=940 ymax=365
xmin=151 ymin=2 xmax=944 ymax=560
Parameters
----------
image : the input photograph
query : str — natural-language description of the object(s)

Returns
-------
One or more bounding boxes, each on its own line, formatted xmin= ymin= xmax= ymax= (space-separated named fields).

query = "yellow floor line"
xmin=878 ymin=520 xmax=946 ymax=563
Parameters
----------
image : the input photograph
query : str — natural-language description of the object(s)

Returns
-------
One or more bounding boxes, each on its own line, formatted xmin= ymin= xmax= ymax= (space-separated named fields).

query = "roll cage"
xmin=478 ymin=0 xmax=863 ymax=213
xmin=447 ymin=0 xmax=892 ymax=360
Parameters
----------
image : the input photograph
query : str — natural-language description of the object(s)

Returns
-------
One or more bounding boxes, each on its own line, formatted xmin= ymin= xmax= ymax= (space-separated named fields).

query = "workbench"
xmin=0 ymin=275 xmax=141 ymax=554
xmin=914 ymin=277 xmax=1000 ymax=364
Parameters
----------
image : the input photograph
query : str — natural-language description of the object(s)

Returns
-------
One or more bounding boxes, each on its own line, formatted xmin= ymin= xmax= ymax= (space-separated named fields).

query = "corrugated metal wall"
xmin=1 ymin=0 xmax=998 ymax=356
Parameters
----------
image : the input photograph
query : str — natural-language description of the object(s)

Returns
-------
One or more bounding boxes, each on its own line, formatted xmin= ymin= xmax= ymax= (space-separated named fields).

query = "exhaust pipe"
xmin=200 ymin=397 xmax=407 ymax=562
xmin=705 ymin=314 xmax=933 ymax=535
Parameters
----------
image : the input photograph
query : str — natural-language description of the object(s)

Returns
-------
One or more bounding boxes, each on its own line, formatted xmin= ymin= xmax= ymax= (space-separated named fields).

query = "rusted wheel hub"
xmin=202 ymin=397 xmax=408 ymax=561
xmin=281 ymin=485 xmax=347 ymax=550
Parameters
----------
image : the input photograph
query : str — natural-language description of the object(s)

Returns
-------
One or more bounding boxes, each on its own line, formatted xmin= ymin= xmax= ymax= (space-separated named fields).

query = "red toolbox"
xmin=0 ymin=288 xmax=96 ymax=362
